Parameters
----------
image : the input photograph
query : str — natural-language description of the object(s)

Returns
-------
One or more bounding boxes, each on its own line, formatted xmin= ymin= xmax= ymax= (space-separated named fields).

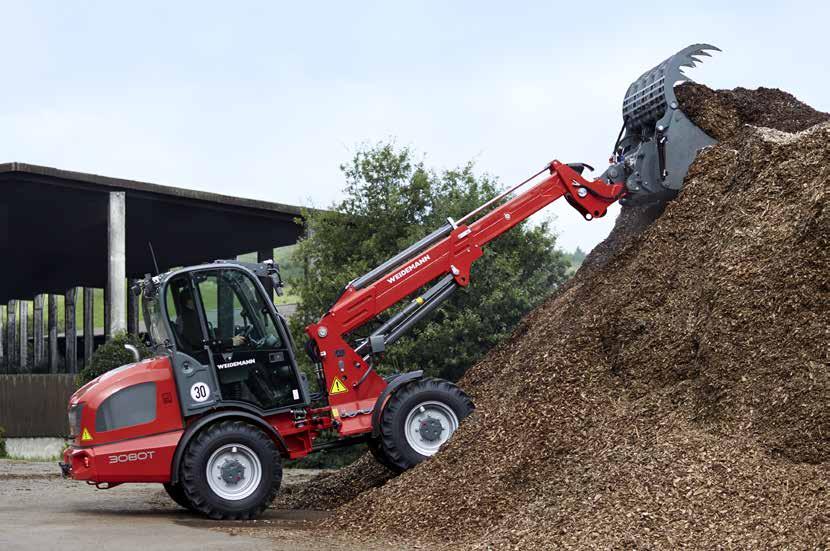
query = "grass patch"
xmin=4 ymin=454 xmax=62 ymax=462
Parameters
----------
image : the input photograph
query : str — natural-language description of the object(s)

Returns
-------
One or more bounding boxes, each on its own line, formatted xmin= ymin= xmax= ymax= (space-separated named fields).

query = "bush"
xmin=77 ymin=332 xmax=150 ymax=386
xmin=0 ymin=426 xmax=6 ymax=458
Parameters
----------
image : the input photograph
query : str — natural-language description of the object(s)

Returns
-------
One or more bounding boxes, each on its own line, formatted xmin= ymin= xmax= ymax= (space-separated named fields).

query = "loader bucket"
xmin=604 ymin=44 xmax=720 ymax=204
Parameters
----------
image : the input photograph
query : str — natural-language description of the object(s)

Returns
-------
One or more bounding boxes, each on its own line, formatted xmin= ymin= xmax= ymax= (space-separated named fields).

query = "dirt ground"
xmin=0 ymin=459 xmax=411 ymax=550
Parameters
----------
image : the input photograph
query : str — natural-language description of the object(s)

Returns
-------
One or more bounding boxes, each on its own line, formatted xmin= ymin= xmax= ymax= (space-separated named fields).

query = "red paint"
xmin=305 ymin=161 xmax=624 ymax=436
xmin=65 ymin=161 xmax=625 ymax=486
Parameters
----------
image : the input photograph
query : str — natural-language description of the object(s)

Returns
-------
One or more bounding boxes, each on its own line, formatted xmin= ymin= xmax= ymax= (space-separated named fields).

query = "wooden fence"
xmin=0 ymin=375 xmax=77 ymax=437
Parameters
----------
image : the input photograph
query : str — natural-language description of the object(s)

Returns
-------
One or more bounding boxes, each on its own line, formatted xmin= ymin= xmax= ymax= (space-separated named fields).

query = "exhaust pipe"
xmin=124 ymin=344 xmax=140 ymax=363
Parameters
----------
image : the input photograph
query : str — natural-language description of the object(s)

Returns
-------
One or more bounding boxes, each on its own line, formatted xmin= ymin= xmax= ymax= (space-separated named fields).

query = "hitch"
xmin=87 ymin=481 xmax=123 ymax=490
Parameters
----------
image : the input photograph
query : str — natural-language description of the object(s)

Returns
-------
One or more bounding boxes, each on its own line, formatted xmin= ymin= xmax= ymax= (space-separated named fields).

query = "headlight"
xmin=67 ymin=404 xmax=84 ymax=437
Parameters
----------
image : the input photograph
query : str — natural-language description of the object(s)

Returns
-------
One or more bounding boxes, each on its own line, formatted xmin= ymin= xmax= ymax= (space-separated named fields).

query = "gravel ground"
xmin=0 ymin=460 xmax=411 ymax=550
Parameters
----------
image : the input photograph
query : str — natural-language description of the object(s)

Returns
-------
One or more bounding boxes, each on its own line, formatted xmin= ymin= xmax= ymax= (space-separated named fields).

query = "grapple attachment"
xmin=601 ymin=44 xmax=720 ymax=204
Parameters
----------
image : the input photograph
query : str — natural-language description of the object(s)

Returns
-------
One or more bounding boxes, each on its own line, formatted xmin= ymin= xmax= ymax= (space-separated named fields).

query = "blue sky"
xmin=2 ymin=1 xmax=828 ymax=251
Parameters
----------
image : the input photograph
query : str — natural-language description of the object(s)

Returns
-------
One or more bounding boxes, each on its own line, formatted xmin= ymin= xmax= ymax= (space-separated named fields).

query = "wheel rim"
xmin=404 ymin=400 xmax=459 ymax=457
xmin=206 ymin=443 xmax=262 ymax=501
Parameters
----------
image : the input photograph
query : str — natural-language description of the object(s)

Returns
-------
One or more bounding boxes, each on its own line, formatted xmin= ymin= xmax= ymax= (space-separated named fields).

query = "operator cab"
xmin=141 ymin=261 xmax=309 ymax=417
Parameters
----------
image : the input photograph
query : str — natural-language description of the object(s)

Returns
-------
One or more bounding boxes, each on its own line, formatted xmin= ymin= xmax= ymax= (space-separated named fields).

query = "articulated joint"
xmin=552 ymin=161 xmax=626 ymax=221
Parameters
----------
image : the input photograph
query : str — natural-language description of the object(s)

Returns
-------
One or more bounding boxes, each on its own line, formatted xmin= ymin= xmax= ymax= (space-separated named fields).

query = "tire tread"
xmin=180 ymin=420 xmax=282 ymax=520
xmin=377 ymin=377 xmax=474 ymax=472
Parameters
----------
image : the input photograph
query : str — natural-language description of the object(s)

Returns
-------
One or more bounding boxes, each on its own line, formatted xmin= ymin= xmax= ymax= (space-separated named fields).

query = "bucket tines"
xmin=605 ymin=44 xmax=721 ymax=204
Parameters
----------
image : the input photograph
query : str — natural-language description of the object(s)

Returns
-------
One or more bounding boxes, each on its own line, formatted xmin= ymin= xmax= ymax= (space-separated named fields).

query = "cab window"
xmin=193 ymin=270 xmax=283 ymax=351
xmin=192 ymin=269 xmax=301 ymax=411
xmin=95 ymin=382 xmax=157 ymax=432
xmin=166 ymin=276 xmax=204 ymax=356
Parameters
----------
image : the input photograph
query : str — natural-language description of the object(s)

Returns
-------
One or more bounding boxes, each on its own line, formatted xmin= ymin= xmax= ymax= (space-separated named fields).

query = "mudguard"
xmin=370 ymin=370 xmax=424 ymax=438
xmin=170 ymin=409 xmax=288 ymax=484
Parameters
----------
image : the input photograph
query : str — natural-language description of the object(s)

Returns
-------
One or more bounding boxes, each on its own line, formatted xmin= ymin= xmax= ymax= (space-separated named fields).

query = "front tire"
xmin=376 ymin=378 xmax=474 ymax=472
xmin=163 ymin=482 xmax=194 ymax=511
xmin=368 ymin=436 xmax=397 ymax=471
xmin=180 ymin=420 xmax=282 ymax=520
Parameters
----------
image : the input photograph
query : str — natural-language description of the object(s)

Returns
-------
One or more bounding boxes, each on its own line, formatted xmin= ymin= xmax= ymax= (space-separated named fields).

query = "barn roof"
xmin=0 ymin=162 xmax=305 ymax=302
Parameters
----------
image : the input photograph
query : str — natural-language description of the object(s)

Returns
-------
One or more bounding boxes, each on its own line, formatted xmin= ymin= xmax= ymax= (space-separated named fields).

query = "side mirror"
xmin=262 ymin=259 xmax=284 ymax=297
xmin=271 ymin=274 xmax=284 ymax=296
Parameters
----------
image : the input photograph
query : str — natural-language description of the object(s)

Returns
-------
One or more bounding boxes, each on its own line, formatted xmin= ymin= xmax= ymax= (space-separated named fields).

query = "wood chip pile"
xmin=284 ymin=84 xmax=830 ymax=549
xmin=273 ymin=453 xmax=394 ymax=511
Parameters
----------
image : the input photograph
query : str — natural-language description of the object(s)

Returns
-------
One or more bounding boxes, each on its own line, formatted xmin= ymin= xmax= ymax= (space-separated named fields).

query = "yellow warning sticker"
xmin=329 ymin=378 xmax=349 ymax=395
xmin=81 ymin=428 xmax=93 ymax=442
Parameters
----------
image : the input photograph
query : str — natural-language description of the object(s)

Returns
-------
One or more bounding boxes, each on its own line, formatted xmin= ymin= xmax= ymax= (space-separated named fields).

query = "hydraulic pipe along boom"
xmin=383 ymin=281 xmax=457 ymax=347
xmin=355 ymin=274 xmax=457 ymax=357
xmin=350 ymin=223 xmax=454 ymax=290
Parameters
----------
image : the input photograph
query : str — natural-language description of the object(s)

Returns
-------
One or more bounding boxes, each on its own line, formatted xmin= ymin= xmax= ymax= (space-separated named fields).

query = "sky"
xmin=1 ymin=1 xmax=828 ymax=252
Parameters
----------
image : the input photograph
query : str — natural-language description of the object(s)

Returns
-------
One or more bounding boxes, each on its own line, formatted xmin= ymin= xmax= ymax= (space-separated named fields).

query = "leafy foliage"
xmin=0 ymin=425 xmax=6 ymax=458
xmin=77 ymin=332 xmax=150 ymax=386
xmin=289 ymin=143 xmax=569 ymax=382
xmin=562 ymin=246 xmax=587 ymax=275
xmin=272 ymin=245 xmax=303 ymax=282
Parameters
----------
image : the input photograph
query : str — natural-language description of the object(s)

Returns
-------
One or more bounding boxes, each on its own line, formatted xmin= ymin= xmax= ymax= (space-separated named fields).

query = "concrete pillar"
xmin=18 ymin=300 xmax=28 ymax=372
xmin=7 ymin=300 xmax=16 ymax=369
xmin=48 ymin=295 xmax=58 ymax=373
xmin=0 ymin=304 xmax=5 ymax=372
xmin=84 ymin=288 xmax=94 ymax=366
xmin=33 ymin=295 xmax=44 ymax=368
xmin=65 ymin=288 xmax=78 ymax=374
xmin=127 ymin=280 xmax=139 ymax=335
xmin=108 ymin=192 xmax=127 ymax=336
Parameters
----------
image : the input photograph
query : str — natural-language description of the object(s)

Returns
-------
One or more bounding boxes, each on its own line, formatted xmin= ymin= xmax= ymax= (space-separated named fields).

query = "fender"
xmin=170 ymin=409 xmax=288 ymax=484
xmin=370 ymin=370 xmax=423 ymax=438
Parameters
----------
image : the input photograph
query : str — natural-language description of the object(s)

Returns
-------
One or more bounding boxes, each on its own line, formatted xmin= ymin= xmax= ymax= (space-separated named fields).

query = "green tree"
xmin=290 ymin=143 xmax=568 ymax=382
xmin=562 ymin=246 xmax=587 ymax=275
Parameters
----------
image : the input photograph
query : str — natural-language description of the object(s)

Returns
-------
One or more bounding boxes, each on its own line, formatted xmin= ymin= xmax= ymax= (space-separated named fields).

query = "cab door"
xmin=162 ymin=273 xmax=223 ymax=416
xmin=191 ymin=268 xmax=307 ymax=412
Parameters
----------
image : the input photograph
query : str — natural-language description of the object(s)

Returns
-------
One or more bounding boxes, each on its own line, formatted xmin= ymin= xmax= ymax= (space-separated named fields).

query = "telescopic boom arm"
xmin=303 ymin=160 xmax=625 ymax=432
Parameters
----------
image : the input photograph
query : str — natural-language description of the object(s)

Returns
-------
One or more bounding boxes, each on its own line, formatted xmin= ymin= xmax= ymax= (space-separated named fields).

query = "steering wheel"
xmin=238 ymin=324 xmax=267 ymax=348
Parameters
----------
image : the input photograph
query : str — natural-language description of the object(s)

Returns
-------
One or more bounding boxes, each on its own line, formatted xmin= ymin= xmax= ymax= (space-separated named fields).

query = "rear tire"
xmin=163 ymin=482 xmax=194 ymax=511
xmin=180 ymin=420 xmax=282 ymax=520
xmin=376 ymin=377 xmax=474 ymax=472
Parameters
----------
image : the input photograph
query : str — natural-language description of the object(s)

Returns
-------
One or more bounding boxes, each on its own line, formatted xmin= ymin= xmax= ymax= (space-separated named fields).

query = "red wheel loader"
xmin=60 ymin=44 xmax=719 ymax=519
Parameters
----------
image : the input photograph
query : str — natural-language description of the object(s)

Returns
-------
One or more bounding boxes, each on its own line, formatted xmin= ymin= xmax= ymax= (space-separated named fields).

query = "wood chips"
xmin=280 ymin=85 xmax=830 ymax=549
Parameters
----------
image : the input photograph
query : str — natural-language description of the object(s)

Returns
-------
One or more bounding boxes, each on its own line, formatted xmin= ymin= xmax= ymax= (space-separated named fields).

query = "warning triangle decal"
xmin=329 ymin=377 xmax=349 ymax=395
xmin=81 ymin=428 xmax=93 ymax=441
